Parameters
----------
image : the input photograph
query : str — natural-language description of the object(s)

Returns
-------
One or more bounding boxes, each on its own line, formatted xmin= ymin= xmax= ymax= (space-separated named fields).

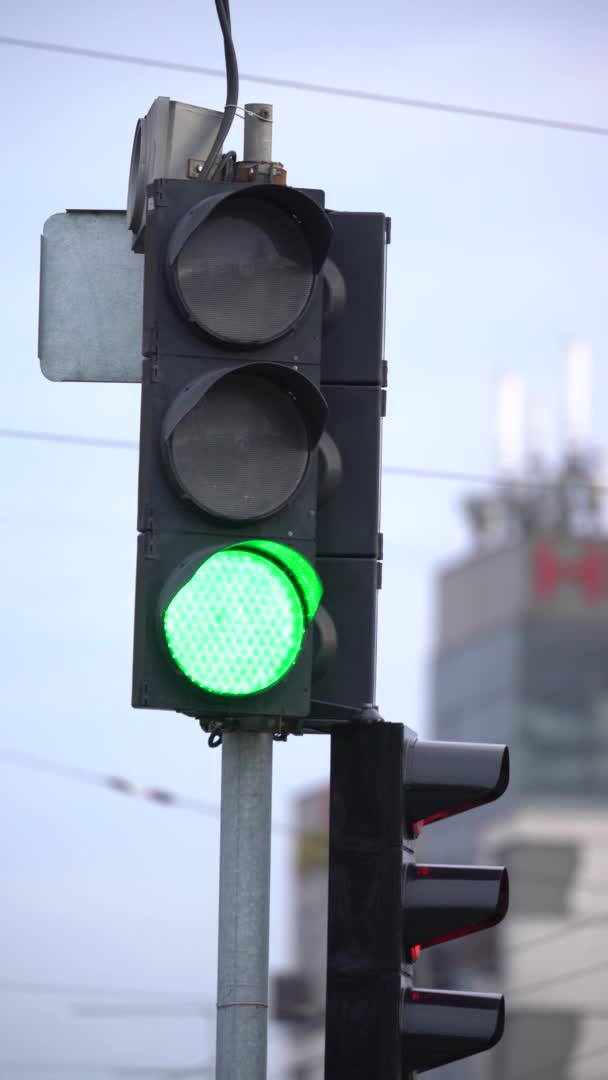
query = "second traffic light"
xmin=325 ymin=723 xmax=509 ymax=1077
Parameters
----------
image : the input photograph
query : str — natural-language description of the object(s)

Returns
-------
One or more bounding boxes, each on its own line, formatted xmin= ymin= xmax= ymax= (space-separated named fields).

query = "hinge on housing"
xmin=376 ymin=560 xmax=383 ymax=590
xmin=144 ymin=532 xmax=159 ymax=560
xmin=377 ymin=532 xmax=384 ymax=560
xmin=150 ymin=351 xmax=161 ymax=383
xmin=142 ymin=503 xmax=155 ymax=533
xmin=381 ymin=360 xmax=388 ymax=388
xmin=385 ymin=217 xmax=392 ymax=244
xmin=381 ymin=388 xmax=387 ymax=417
xmin=152 ymin=181 xmax=168 ymax=206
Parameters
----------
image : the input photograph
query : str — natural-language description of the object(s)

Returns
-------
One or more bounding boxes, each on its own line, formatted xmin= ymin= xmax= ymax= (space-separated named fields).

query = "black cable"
xmin=0 ymin=746 xmax=294 ymax=834
xmin=1 ymin=34 xmax=607 ymax=137
xmin=200 ymin=1 xmax=239 ymax=180
xmin=0 ymin=428 xmax=138 ymax=450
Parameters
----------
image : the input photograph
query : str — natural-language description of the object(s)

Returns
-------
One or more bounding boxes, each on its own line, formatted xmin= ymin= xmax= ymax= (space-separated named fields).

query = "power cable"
xmin=200 ymin=1 xmax=238 ymax=179
xmin=0 ymin=746 xmax=294 ymax=834
xmin=73 ymin=1002 xmax=209 ymax=1018
xmin=1 ymin=428 xmax=139 ymax=451
xmin=1 ymin=34 xmax=607 ymax=137
xmin=2 ymin=426 xmax=605 ymax=494
xmin=0 ymin=977 xmax=204 ymax=1003
xmin=0 ymin=1063 xmax=213 ymax=1077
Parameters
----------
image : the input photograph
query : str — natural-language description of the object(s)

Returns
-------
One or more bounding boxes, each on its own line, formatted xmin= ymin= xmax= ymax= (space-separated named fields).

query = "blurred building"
xmin=274 ymin=343 xmax=608 ymax=1079
xmin=422 ymin=531 xmax=608 ymax=1080
xmin=272 ymin=786 xmax=328 ymax=1079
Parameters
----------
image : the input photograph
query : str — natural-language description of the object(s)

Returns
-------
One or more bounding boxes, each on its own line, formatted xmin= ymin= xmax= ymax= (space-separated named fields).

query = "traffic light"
xmin=325 ymin=722 xmax=509 ymax=1078
xmin=131 ymin=173 xmax=389 ymax=724
xmin=132 ymin=178 xmax=332 ymax=719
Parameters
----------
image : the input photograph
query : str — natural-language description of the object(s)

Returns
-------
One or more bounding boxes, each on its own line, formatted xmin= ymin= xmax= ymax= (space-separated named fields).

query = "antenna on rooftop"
xmin=565 ymin=339 xmax=592 ymax=457
xmin=496 ymin=371 xmax=524 ymax=480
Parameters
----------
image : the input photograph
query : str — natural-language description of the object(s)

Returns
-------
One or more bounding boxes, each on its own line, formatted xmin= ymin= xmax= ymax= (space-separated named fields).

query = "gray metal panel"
xmin=39 ymin=210 xmax=143 ymax=383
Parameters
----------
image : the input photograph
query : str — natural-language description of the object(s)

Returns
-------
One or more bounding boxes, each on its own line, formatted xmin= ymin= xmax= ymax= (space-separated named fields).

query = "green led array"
xmin=163 ymin=548 xmax=306 ymax=696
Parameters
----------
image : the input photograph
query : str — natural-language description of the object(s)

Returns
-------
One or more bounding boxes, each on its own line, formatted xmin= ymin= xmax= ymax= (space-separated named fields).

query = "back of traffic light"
xmin=324 ymin=723 xmax=509 ymax=1078
xmin=401 ymin=735 xmax=509 ymax=1075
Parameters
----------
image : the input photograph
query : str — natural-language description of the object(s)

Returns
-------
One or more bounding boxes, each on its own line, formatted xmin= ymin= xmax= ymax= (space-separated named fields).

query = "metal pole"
xmin=243 ymin=103 xmax=273 ymax=162
xmin=215 ymin=731 xmax=273 ymax=1080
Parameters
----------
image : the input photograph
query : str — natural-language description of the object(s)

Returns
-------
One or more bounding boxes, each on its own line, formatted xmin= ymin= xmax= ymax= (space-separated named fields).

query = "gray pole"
xmin=243 ymin=103 xmax=273 ymax=162
xmin=215 ymin=731 xmax=273 ymax=1080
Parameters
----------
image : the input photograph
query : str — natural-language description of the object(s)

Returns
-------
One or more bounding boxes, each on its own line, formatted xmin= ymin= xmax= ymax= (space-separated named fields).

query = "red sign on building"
xmin=534 ymin=542 xmax=608 ymax=603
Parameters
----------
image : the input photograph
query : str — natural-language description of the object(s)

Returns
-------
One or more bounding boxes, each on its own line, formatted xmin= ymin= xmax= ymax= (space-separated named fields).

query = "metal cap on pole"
xmin=236 ymin=102 xmax=286 ymax=185
xmin=243 ymin=103 xmax=273 ymax=162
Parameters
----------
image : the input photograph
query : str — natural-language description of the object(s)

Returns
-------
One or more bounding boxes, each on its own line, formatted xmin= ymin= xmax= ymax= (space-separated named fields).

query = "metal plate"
xmin=39 ymin=210 xmax=143 ymax=382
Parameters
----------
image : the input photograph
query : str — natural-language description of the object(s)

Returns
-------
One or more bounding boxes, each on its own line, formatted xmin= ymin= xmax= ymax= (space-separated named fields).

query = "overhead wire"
xmin=0 ymin=977 xmax=204 ymax=1004
xmin=2 ymin=426 xmax=606 ymax=495
xmin=1 ymin=34 xmax=607 ymax=137
xmin=0 ymin=1062 xmax=213 ymax=1076
xmin=0 ymin=746 xmax=294 ymax=833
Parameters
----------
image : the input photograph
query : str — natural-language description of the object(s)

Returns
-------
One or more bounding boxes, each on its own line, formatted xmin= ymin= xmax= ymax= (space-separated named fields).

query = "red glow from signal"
xmin=410 ymin=945 xmax=421 ymax=961
xmin=415 ymin=800 xmax=479 ymax=829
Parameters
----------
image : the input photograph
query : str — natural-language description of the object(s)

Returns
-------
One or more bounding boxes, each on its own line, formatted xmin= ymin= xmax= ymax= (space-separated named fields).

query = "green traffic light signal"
xmin=162 ymin=542 xmax=322 ymax=697
xmin=132 ymin=178 xmax=334 ymax=719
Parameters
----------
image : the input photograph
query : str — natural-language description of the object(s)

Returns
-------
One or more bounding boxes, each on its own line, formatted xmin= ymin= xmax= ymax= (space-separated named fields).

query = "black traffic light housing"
xmin=132 ymin=180 xmax=389 ymax=726
xmin=133 ymin=178 xmax=332 ymax=720
xmin=325 ymin=723 xmax=509 ymax=1078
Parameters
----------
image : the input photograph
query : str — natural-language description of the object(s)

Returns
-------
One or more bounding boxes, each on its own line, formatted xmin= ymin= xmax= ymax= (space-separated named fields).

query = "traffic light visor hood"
xmin=161 ymin=362 xmax=327 ymax=522
xmin=402 ymin=989 xmax=504 ymax=1073
xmin=405 ymin=741 xmax=509 ymax=833
xmin=160 ymin=541 xmax=322 ymax=697
xmin=166 ymin=186 xmax=333 ymax=347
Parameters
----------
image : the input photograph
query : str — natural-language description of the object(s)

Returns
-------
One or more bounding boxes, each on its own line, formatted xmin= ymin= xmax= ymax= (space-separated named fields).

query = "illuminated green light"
xmin=243 ymin=540 xmax=323 ymax=621
xmin=163 ymin=547 xmax=317 ymax=696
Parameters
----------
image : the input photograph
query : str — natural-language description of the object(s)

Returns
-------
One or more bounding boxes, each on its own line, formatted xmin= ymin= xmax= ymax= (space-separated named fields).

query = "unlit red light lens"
xmin=163 ymin=548 xmax=306 ymax=696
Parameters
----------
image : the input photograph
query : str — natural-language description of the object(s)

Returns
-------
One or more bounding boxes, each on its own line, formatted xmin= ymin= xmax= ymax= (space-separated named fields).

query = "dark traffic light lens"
xmin=174 ymin=197 xmax=315 ymax=344
xmin=167 ymin=373 xmax=310 ymax=521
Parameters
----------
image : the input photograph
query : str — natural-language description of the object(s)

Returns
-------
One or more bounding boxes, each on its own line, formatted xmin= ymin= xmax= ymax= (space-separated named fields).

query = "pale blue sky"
xmin=1 ymin=1 xmax=607 ymax=1075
